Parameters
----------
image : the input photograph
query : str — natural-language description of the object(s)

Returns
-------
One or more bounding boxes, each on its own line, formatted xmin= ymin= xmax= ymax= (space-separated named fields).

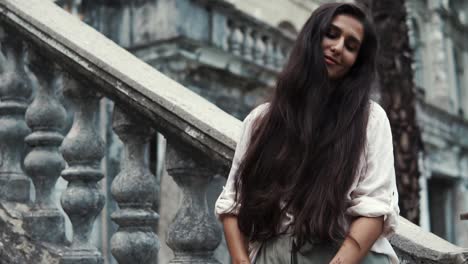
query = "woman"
xmin=215 ymin=2 xmax=399 ymax=264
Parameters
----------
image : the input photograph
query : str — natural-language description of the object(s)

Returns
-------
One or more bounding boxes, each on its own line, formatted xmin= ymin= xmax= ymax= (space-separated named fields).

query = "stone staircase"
xmin=0 ymin=0 xmax=466 ymax=263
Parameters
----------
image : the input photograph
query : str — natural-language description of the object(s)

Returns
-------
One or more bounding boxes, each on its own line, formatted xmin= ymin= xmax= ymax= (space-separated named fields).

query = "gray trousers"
xmin=254 ymin=235 xmax=391 ymax=264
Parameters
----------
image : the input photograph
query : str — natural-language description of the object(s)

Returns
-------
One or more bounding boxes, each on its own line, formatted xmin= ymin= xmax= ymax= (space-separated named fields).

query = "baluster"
xmin=0 ymin=26 xmax=32 ymax=202
xmin=253 ymin=32 xmax=266 ymax=65
xmin=59 ymin=77 xmax=105 ymax=263
xmin=242 ymin=27 xmax=254 ymax=60
xmin=110 ymin=107 xmax=159 ymax=263
xmin=227 ymin=21 xmax=243 ymax=56
xmin=274 ymin=42 xmax=285 ymax=69
xmin=23 ymin=48 xmax=66 ymax=243
xmin=165 ymin=142 xmax=222 ymax=264
xmin=265 ymin=37 xmax=276 ymax=69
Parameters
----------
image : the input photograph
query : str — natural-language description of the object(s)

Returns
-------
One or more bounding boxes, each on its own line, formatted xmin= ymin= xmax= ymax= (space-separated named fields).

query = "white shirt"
xmin=215 ymin=101 xmax=400 ymax=264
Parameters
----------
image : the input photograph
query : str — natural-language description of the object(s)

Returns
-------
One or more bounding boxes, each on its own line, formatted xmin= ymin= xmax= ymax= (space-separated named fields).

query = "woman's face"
xmin=321 ymin=14 xmax=364 ymax=80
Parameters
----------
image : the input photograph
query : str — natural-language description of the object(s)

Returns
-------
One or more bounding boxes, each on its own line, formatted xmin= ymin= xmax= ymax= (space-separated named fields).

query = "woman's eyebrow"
xmin=330 ymin=23 xmax=362 ymax=45
xmin=329 ymin=24 xmax=342 ymax=32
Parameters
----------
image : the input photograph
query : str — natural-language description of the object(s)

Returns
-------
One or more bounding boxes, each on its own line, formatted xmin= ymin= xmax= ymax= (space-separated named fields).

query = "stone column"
xmin=110 ymin=106 xmax=159 ymax=264
xmin=165 ymin=142 xmax=222 ymax=264
xmin=252 ymin=31 xmax=266 ymax=65
xmin=265 ymin=37 xmax=275 ymax=69
xmin=60 ymin=76 xmax=105 ymax=263
xmin=242 ymin=27 xmax=254 ymax=61
xmin=0 ymin=25 xmax=32 ymax=203
xmin=228 ymin=22 xmax=243 ymax=57
xmin=23 ymin=48 xmax=66 ymax=243
xmin=274 ymin=42 xmax=285 ymax=69
xmin=418 ymin=151 xmax=431 ymax=231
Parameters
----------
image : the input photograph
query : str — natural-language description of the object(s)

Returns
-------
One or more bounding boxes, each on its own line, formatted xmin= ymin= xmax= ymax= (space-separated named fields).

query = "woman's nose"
xmin=331 ymin=38 xmax=344 ymax=53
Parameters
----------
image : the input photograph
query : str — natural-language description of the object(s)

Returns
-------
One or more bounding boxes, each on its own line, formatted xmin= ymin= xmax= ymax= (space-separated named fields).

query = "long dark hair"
xmin=233 ymin=3 xmax=378 ymax=248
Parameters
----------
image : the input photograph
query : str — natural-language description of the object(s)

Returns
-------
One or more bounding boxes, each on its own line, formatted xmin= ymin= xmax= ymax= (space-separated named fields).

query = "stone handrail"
xmin=0 ymin=0 xmax=467 ymax=263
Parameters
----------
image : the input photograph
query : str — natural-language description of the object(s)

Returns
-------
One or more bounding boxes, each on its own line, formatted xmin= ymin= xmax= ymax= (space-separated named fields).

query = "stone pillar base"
xmin=0 ymin=173 xmax=30 ymax=202
xmin=24 ymin=210 xmax=65 ymax=244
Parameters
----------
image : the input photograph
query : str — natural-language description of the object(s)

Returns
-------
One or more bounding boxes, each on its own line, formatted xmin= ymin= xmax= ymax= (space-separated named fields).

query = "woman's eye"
xmin=326 ymin=30 xmax=339 ymax=38
xmin=346 ymin=44 xmax=357 ymax=51
xmin=346 ymin=42 xmax=359 ymax=52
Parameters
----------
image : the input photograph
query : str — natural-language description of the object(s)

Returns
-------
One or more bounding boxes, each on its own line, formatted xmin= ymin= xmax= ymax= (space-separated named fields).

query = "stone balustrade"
xmin=0 ymin=0 xmax=237 ymax=263
xmin=209 ymin=1 xmax=293 ymax=72
xmin=0 ymin=0 xmax=467 ymax=263
xmin=225 ymin=18 xmax=286 ymax=70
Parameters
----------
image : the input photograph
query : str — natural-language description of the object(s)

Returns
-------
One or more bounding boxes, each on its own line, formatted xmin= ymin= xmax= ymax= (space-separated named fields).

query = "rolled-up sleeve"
xmin=346 ymin=103 xmax=400 ymax=236
xmin=214 ymin=104 xmax=266 ymax=220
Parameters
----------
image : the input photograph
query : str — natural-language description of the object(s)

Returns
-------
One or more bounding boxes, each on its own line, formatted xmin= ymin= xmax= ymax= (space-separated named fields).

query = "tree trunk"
xmin=355 ymin=0 xmax=421 ymax=224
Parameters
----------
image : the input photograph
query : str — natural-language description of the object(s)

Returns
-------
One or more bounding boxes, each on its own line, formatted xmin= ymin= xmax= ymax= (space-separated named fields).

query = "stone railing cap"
xmin=392 ymin=216 xmax=468 ymax=261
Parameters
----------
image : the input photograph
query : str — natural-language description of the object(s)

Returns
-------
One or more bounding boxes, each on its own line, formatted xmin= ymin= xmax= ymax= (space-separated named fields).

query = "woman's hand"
xmin=329 ymin=216 xmax=384 ymax=264
xmin=221 ymin=214 xmax=251 ymax=264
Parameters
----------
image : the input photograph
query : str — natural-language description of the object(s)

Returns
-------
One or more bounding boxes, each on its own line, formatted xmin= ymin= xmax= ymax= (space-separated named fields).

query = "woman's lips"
xmin=324 ymin=56 xmax=338 ymax=65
